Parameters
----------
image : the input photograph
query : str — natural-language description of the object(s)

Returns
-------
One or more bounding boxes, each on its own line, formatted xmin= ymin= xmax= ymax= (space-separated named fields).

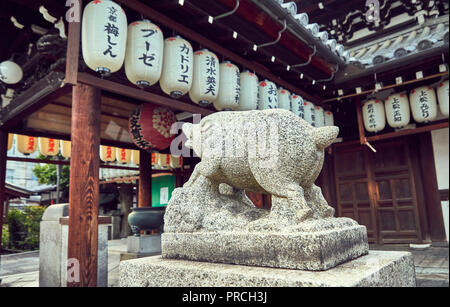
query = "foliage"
xmin=6 ymin=206 xmax=46 ymax=251
xmin=2 ymin=225 xmax=9 ymax=249
xmin=32 ymin=154 xmax=70 ymax=190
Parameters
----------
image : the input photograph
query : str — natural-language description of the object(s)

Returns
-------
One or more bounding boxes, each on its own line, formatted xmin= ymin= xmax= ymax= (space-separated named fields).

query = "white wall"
xmin=431 ymin=128 xmax=449 ymax=242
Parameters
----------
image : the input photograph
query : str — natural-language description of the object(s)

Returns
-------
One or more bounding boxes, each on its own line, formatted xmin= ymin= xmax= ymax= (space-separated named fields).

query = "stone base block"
xmin=119 ymin=251 xmax=416 ymax=287
xmin=120 ymin=252 xmax=161 ymax=262
xmin=127 ymin=235 xmax=161 ymax=254
xmin=162 ymin=224 xmax=369 ymax=271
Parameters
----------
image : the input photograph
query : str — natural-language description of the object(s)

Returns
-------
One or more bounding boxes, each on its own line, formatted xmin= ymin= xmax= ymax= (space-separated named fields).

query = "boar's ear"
xmin=313 ymin=126 xmax=339 ymax=150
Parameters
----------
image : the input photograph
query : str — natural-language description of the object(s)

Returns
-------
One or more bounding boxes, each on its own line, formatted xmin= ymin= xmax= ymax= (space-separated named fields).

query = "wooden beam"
xmin=366 ymin=121 xmax=449 ymax=143
xmin=65 ymin=0 xmax=82 ymax=85
xmin=114 ymin=0 xmax=322 ymax=104
xmin=77 ymin=73 xmax=214 ymax=116
xmin=67 ymin=84 xmax=101 ymax=287
xmin=138 ymin=150 xmax=152 ymax=208
xmin=0 ymin=131 xmax=7 ymax=253
xmin=6 ymin=156 xmax=139 ymax=171
xmin=0 ymin=71 xmax=69 ymax=129
xmin=325 ymin=71 xmax=449 ymax=103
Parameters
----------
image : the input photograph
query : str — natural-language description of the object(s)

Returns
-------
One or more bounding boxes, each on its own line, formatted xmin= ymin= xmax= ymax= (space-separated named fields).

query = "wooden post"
xmin=67 ymin=84 xmax=101 ymax=287
xmin=0 ymin=131 xmax=7 ymax=253
xmin=417 ymin=132 xmax=447 ymax=243
xmin=138 ymin=150 xmax=152 ymax=208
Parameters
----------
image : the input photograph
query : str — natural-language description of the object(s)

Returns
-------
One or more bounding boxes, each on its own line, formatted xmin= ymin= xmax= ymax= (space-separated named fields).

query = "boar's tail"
xmin=313 ymin=126 xmax=339 ymax=150
xmin=182 ymin=123 xmax=194 ymax=149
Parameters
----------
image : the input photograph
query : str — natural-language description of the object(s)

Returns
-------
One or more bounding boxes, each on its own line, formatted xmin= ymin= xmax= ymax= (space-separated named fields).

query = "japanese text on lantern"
xmin=392 ymin=97 xmax=402 ymax=122
xmin=267 ymin=84 xmax=277 ymax=108
xmin=104 ymin=6 xmax=119 ymax=58
xmin=298 ymin=98 xmax=304 ymax=118
xmin=178 ymin=43 xmax=190 ymax=84
xmin=106 ymin=146 xmax=113 ymax=159
xmin=139 ymin=28 xmax=157 ymax=67
xmin=27 ymin=137 xmax=35 ymax=151
xmin=418 ymin=90 xmax=430 ymax=118
xmin=235 ymin=69 xmax=240 ymax=104
xmin=367 ymin=103 xmax=376 ymax=129
xmin=48 ymin=139 xmax=55 ymax=153
xmin=205 ymin=55 xmax=216 ymax=96
xmin=311 ymin=106 xmax=316 ymax=126
xmin=121 ymin=149 xmax=127 ymax=161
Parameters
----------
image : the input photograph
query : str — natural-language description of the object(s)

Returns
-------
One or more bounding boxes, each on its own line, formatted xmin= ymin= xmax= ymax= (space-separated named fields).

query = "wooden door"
xmin=333 ymin=136 xmax=424 ymax=244
xmin=333 ymin=145 xmax=378 ymax=243
xmin=368 ymin=139 xmax=423 ymax=244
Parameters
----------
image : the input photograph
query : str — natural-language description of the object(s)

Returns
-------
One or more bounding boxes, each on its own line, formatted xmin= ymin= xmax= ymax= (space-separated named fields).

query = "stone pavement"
xmin=0 ymin=241 xmax=448 ymax=287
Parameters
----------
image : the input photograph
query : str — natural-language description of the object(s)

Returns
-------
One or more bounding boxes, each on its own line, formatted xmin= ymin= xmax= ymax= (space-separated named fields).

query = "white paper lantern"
xmin=100 ymin=145 xmax=116 ymax=162
xmin=238 ymin=70 xmax=259 ymax=111
xmin=169 ymin=155 xmax=183 ymax=169
xmin=7 ymin=134 xmax=13 ymax=151
xmin=131 ymin=150 xmax=140 ymax=165
xmin=160 ymin=36 xmax=193 ymax=98
xmin=157 ymin=153 xmax=170 ymax=169
xmin=324 ymin=111 xmax=334 ymax=126
xmin=116 ymin=148 xmax=131 ymax=164
xmin=214 ymin=61 xmax=240 ymax=111
xmin=125 ymin=20 xmax=164 ymax=88
xmin=61 ymin=140 xmax=71 ymax=159
xmin=0 ymin=61 xmax=23 ymax=84
xmin=82 ymin=0 xmax=127 ymax=75
xmin=17 ymin=135 xmax=37 ymax=155
xmin=290 ymin=94 xmax=305 ymax=118
xmin=258 ymin=80 xmax=278 ymax=110
xmin=314 ymin=105 xmax=325 ymax=127
xmin=409 ymin=86 xmax=438 ymax=123
xmin=437 ymin=80 xmax=449 ymax=118
xmin=303 ymin=101 xmax=316 ymax=126
xmin=363 ymin=99 xmax=386 ymax=133
xmin=385 ymin=92 xmax=411 ymax=128
xmin=278 ymin=88 xmax=291 ymax=110
xmin=189 ymin=49 xmax=220 ymax=106
xmin=38 ymin=137 xmax=60 ymax=157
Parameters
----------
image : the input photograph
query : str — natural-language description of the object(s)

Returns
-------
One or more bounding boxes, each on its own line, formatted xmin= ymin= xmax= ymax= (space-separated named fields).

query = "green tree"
xmin=32 ymin=154 xmax=70 ymax=190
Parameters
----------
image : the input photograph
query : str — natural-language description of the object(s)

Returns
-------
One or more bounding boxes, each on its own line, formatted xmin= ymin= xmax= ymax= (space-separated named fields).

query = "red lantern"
xmin=129 ymin=104 xmax=176 ymax=150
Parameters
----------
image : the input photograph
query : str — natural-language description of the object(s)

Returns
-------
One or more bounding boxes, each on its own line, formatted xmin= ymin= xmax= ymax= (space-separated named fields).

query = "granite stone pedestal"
xmin=119 ymin=251 xmax=416 ymax=287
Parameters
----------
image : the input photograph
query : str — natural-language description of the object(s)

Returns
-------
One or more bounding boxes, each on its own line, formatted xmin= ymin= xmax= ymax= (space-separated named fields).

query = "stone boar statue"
xmin=181 ymin=109 xmax=339 ymax=226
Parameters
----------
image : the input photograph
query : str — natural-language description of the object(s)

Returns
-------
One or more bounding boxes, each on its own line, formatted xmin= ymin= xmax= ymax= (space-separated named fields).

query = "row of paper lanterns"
xmin=8 ymin=134 xmax=184 ymax=168
xmin=362 ymin=80 xmax=449 ymax=133
xmin=81 ymin=0 xmax=336 ymax=121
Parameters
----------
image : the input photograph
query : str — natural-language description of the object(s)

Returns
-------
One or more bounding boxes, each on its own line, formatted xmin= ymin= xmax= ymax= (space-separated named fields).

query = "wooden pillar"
xmin=67 ymin=84 xmax=101 ymax=287
xmin=138 ymin=150 xmax=152 ymax=208
xmin=0 ymin=131 xmax=7 ymax=253
xmin=417 ymin=132 xmax=447 ymax=243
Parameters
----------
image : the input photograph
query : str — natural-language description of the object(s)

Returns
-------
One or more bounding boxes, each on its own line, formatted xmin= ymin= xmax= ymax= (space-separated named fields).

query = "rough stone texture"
xmin=119 ymin=251 xmax=416 ymax=287
xmin=39 ymin=204 xmax=68 ymax=287
xmin=39 ymin=204 xmax=110 ymax=287
xmin=162 ymin=110 xmax=368 ymax=271
xmin=177 ymin=109 xmax=340 ymax=227
xmin=127 ymin=235 xmax=161 ymax=254
xmin=162 ymin=219 xmax=369 ymax=271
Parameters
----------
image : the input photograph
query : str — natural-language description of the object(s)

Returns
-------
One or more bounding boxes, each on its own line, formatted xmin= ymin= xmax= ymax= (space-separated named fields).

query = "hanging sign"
xmin=189 ymin=49 xmax=220 ymax=107
xmin=238 ymin=71 xmax=259 ymax=111
xmin=82 ymin=0 xmax=128 ymax=75
xmin=214 ymin=61 xmax=240 ymax=111
xmin=160 ymin=36 xmax=193 ymax=98
xmin=385 ymin=92 xmax=411 ymax=128
xmin=362 ymin=99 xmax=386 ymax=133
xmin=409 ymin=86 xmax=438 ymax=123
xmin=125 ymin=20 xmax=164 ymax=88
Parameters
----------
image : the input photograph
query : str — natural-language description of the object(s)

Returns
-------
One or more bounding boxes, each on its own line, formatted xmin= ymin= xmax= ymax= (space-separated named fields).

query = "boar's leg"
xmin=304 ymin=184 xmax=335 ymax=218
xmin=184 ymin=159 xmax=221 ymax=188
xmin=219 ymin=184 xmax=256 ymax=208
